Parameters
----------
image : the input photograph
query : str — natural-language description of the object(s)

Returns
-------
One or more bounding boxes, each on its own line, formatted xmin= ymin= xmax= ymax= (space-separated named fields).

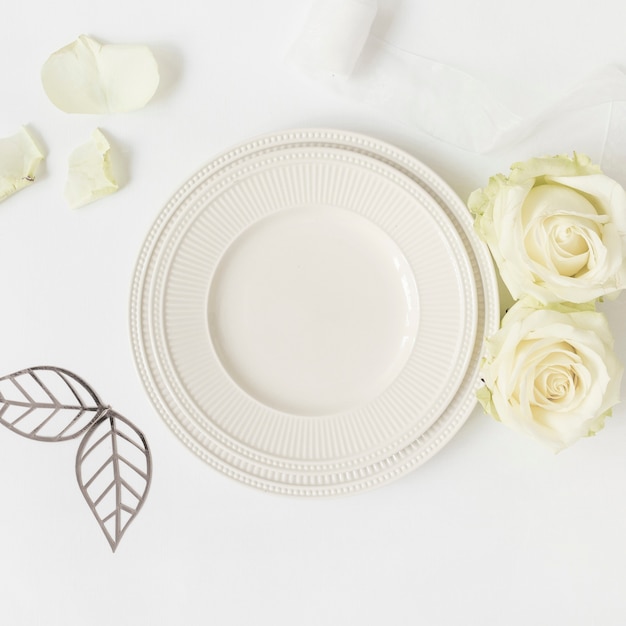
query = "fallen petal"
xmin=41 ymin=35 xmax=159 ymax=114
xmin=65 ymin=128 xmax=119 ymax=209
xmin=0 ymin=127 xmax=44 ymax=203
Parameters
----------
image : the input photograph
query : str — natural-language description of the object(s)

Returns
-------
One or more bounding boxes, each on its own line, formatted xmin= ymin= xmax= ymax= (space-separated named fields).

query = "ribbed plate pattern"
xmin=130 ymin=129 xmax=499 ymax=496
xmin=159 ymin=151 xmax=474 ymax=461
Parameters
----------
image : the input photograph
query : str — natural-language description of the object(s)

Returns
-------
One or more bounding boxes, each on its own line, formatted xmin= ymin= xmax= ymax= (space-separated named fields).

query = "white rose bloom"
xmin=477 ymin=299 xmax=622 ymax=451
xmin=468 ymin=153 xmax=626 ymax=304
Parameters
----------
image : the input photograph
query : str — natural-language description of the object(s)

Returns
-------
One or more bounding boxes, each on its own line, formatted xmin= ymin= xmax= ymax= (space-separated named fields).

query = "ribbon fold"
xmin=287 ymin=0 xmax=626 ymax=178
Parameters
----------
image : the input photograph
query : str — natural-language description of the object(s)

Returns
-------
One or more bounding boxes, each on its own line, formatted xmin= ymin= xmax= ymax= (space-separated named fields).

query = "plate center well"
xmin=207 ymin=206 xmax=419 ymax=415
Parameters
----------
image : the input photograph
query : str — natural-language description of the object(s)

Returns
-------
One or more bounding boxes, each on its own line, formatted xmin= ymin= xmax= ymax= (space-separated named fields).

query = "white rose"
xmin=468 ymin=153 xmax=626 ymax=304
xmin=477 ymin=299 xmax=622 ymax=451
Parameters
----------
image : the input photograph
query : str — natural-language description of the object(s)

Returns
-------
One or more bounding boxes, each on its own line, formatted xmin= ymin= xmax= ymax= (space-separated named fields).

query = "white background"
xmin=2 ymin=1 xmax=626 ymax=624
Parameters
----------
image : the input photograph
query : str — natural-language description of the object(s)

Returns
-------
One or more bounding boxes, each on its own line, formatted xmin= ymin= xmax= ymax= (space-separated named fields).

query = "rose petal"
xmin=548 ymin=173 xmax=626 ymax=232
xmin=41 ymin=35 xmax=159 ymax=114
xmin=0 ymin=127 xmax=44 ymax=203
xmin=64 ymin=128 xmax=118 ymax=209
xmin=508 ymin=153 xmax=601 ymax=184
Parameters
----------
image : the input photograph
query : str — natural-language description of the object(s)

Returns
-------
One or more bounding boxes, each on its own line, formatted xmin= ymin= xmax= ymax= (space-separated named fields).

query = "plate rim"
xmin=129 ymin=128 xmax=499 ymax=496
xmin=147 ymin=146 xmax=477 ymax=465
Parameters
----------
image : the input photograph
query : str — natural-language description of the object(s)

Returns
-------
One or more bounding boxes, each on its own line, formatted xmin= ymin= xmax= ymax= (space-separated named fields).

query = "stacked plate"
xmin=130 ymin=129 xmax=499 ymax=496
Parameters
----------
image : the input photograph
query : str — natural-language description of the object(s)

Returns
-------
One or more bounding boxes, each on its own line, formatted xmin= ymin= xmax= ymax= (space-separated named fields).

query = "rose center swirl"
xmin=521 ymin=184 xmax=606 ymax=277
xmin=529 ymin=341 xmax=583 ymax=408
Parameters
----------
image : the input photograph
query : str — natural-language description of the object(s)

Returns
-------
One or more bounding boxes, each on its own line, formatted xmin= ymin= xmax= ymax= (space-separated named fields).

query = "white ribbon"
xmin=600 ymin=101 xmax=626 ymax=184
xmin=287 ymin=0 xmax=626 ymax=174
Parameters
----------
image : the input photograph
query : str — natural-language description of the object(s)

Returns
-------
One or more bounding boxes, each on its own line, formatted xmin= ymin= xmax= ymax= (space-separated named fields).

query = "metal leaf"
xmin=76 ymin=410 xmax=152 ymax=552
xmin=0 ymin=366 xmax=106 ymax=441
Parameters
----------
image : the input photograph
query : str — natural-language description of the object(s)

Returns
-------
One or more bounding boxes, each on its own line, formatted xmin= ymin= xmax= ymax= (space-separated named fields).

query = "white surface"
xmin=1 ymin=0 xmax=626 ymax=624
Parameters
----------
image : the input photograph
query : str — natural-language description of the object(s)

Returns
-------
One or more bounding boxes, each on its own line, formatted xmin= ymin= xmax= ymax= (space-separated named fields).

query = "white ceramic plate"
xmin=130 ymin=129 xmax=499 ymax=495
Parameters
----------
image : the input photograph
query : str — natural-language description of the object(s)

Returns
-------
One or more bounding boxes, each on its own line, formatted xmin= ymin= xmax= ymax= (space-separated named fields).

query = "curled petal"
xmin=0 ymin=128 xmax=44 ymax=203
xmin=549 ymin=173 xmax=626 ymax=232
xmin=41 ymin=35 xmax=159 ymax=114
xmin=65 ymin=128 xmax=118 ymax=209
xmin=508 ymin=153 xmax=601 ymax=184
